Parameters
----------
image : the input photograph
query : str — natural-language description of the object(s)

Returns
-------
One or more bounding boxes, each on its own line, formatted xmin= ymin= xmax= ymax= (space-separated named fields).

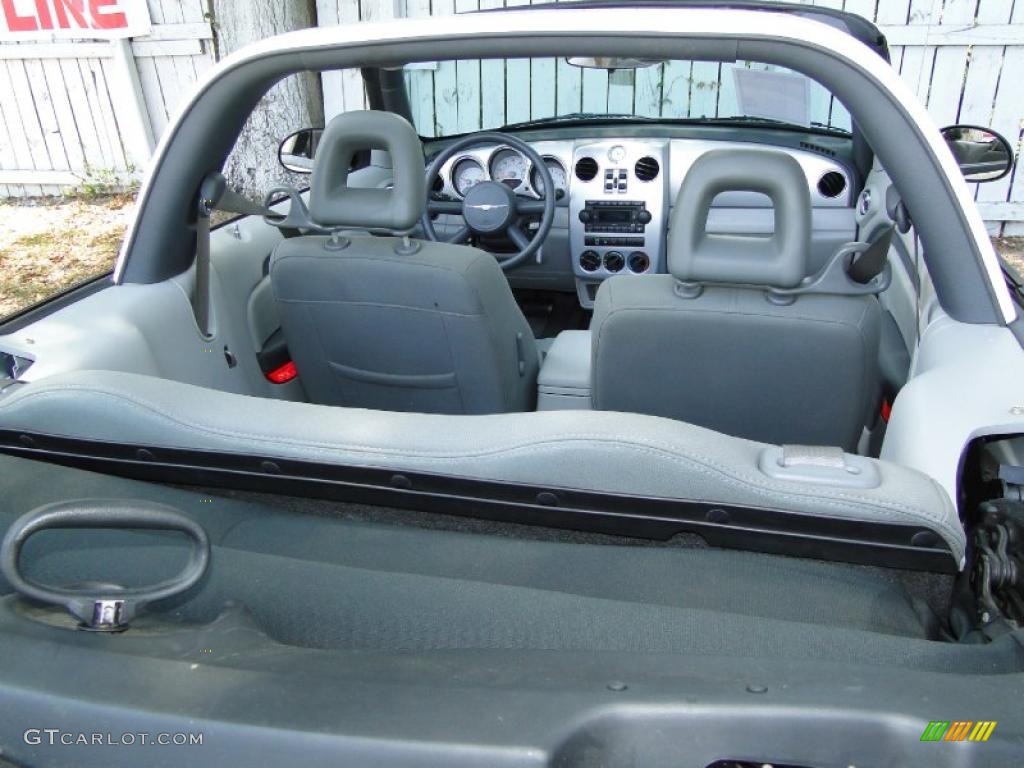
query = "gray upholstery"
xmin=0 ymin=370 xmax=964 ymax=565
xmin=671 ymin=149 xmax=811 ymax=288
xmin=272 ymin=236 xmax=539 ymax=413
xmin=310 ymin=111 xmax=425 ymax=231
xmin=592 ymin=277 xmax=880 ymax=449
xmin=592 ymin=149 xmax=881 ymax=451
xmin=273 ymin=110 xmax=539 ymax=414
xmin=537 ymin=330 xmax=592 ymax=391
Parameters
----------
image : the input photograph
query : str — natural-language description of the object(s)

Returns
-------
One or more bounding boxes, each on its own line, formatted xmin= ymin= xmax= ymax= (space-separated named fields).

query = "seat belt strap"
xmin=193 ymin=173 xmax=277 ymax=337
xmin=193 ymin=208 xmax=212 ymax=337
xmin=847 ymin=225 xmax=895 ymax=284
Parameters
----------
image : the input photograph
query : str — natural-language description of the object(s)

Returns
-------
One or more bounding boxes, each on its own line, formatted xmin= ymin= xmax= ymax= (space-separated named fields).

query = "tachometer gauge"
xmin=451 ymin=157 xmax=486 ymax=196
xmin=489 ymin=148 xmax=527 ymax=188
xmin=531 ymin=157 xmax=567 ymax=197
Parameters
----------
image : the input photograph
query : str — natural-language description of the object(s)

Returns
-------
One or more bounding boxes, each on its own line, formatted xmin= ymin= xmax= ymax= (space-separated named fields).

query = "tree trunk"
xmin=212 ymin=0 xmax=323 ymax=200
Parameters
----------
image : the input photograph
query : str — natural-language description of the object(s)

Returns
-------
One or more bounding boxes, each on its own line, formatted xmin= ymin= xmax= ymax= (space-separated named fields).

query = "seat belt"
xmin=847 ymin=224 xmax=895 ymax=285
xmin=193 ymin=173 xmax=278 ymax=337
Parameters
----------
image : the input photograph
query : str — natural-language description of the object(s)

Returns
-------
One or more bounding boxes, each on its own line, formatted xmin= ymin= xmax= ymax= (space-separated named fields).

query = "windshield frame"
xmin=397 ymin=57 xmax=856 ymax=141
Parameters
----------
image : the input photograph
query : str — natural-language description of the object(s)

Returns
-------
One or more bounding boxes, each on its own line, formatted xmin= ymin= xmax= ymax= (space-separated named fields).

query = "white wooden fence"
xmin=2 ymin=0 xmax=1024 ymax=234
xmin=0 ymin=0 xmax=214 ymax=197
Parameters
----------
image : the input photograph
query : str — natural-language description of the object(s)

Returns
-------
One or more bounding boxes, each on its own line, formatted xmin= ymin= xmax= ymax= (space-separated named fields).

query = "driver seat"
xmin=270 ymin=111 xmax=539 ymax=414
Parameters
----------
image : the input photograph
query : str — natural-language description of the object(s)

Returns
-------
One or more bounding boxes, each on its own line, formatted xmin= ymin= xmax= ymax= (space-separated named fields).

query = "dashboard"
xmin=426 ymin=136 xmax=856 ymax=308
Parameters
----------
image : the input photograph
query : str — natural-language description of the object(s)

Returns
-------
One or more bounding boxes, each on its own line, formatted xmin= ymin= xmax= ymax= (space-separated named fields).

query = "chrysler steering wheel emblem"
xmin=466 ymin=202 xmax=508 ymax=211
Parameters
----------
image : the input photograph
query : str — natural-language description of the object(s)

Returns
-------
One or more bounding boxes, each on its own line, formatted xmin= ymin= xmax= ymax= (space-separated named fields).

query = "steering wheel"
xmin=420 ymin=132 xmax=556 ymax=271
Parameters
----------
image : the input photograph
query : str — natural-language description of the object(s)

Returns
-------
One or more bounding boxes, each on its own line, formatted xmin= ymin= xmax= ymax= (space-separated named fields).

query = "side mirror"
xmin=278 ymin=128 xmax=322 ymax=174
xmin=941 ymin=124 xmax=1014 ymax=183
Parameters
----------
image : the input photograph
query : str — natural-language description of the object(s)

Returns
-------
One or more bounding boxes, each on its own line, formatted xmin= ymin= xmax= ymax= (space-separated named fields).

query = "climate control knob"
xmin=628 ymin=251 xmax=650 ymax=273
xmin=603 ymin=251 xmax=625 ymax=273
xmin=579 ymin=250 xmax=601 ymax=272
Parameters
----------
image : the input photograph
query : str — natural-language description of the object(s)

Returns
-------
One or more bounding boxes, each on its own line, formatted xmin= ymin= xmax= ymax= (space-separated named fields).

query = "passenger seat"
xmin=590 ymin=149 xmax=881 ymax=451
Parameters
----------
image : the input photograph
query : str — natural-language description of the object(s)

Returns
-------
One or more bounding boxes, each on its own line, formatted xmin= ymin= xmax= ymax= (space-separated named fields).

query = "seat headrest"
xmin=309 ymin=110 xmax=425 ymax=231
xmin=668 ymin=149 xmax=811 ymax=289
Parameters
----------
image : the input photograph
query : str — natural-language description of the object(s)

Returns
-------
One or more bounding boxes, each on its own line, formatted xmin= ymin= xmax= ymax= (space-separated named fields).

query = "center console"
xmin=569 ymin=140 xmax=669 ymax=307
xmin=537 ymin=330 xmax=592 ymax=411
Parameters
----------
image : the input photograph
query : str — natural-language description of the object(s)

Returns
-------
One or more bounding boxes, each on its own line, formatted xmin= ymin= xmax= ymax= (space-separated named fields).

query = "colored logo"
xmin=920 ymin=721 xmax=997 ymax=742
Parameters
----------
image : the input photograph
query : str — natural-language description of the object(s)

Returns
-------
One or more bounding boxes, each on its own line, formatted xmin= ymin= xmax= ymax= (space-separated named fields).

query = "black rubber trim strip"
xmin=0 ymin=430 xmax=956 ymax=572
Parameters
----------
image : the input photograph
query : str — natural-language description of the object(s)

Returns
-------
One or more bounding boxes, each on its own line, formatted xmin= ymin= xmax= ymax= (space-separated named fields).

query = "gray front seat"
xmin=271 ymin=111 xmax=538 ymax=414
xmin=591 ymin=149 xmax=881 ymax=451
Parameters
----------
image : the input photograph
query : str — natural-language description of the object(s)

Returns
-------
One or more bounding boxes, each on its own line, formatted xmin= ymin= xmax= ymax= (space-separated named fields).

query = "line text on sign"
xmin=2 ymin=0 xmax=128 ymax=33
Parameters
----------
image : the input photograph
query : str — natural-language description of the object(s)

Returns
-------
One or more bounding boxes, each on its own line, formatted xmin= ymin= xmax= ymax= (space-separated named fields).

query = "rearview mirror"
xmin=566 ymin=56 xmax=663 ymax=70
xmin=941 ymin=125 xmax=1014 ymax=183
xmin=278 ymin=127 xmax=323 ymax=174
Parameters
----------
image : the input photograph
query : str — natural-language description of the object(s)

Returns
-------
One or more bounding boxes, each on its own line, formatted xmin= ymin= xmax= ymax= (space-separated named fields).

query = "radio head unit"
xmin=578 ymin=200 xmax=653 ymax=233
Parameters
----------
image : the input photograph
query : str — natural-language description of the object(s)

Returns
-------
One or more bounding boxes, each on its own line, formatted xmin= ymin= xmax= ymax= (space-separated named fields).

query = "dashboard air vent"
xmin=817 ymin=171 xmax=846 ymax=199
xmin=799 ymin=140 xmax=836 ymax=158
xmin=634 ymin=156 xmax=660 ymax=182
xmin=575 ymin=156 xmax=599 ymax=182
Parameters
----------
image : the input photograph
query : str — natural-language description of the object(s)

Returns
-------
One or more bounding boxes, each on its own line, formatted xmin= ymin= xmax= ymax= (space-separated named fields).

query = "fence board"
xmin=875 ymin=0 xmax=911 ymax=26
xmin=556 ymin=56 xmax=582 ymax=117
xmin=1009 ymin=0 xmax=1024 ymax=230
xmin=0 ymin=100 xmax=19 ymax=176
xmin=58 ymin=58 xmax=104 ymax=175
xmin=841 ymin=0 xmax=875 ymax=21
xmin=977 ymin=0 xmax=1014 ymax=24
xmin=26 ymin=59 xmax=70 ymax=173
xmin=898 ymin=45 xmax=934 ymax=102
xmin=633 ymin=64 xmax=661 ymax=118
xmin=38 ymin=59 xmax=80 ymax=172
xmin=135 ymin=56 xmax=168 ymax=138
xmin=907 ymin=0 xmax=941 ymax=26
xmin=689 ymin=61 xmax=719 ymax=119
xmin=580 ymin=67 xmax=608 ymax=115
xmin=606 ymin=69 xmax=634 ymax=114
xmin=530 ymin=58 xmax=557 ymax=120
xmin=7 ymin=60 xmax=54 ymax=179
xmin=85 ymin=58 xmax=127 ymax=170
xmin=403 ymin=0 xmax=435 ymax=133
xmin=927 ymin=45 xmax=968 ymax=126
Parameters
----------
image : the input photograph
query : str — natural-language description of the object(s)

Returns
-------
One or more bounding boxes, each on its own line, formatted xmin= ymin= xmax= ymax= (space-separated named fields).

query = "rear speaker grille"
xmin=575 ymin=156 xmax=598 ymax=182
xmin=634 ymin=156 xmax=660 ymax=181
xmin=817 ymin=171 xmax=847 ymax=198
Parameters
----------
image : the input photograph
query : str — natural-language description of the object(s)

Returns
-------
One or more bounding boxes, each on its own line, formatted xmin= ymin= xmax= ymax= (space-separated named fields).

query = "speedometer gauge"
xmin=489 ymin=148 xmax=527 ymax=188
xmin=451 ymin=157 xmax=485 ymax=197
xmin=531 ymin=157 xmax=567 ymax=197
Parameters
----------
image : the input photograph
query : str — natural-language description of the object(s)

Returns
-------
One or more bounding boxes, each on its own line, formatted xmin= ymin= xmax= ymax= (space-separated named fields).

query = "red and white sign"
xmin=1 ymin=0 xmax=151 ymax=40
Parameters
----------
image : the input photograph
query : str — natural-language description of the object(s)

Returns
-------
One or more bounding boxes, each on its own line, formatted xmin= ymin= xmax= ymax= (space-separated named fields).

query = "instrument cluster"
xmin=443 ymin=145 xmax=569 ymax=200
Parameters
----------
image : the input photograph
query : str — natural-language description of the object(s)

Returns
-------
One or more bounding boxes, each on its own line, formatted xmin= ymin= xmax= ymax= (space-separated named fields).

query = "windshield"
xmin=403 ymin=57 xmax=852 ymax=138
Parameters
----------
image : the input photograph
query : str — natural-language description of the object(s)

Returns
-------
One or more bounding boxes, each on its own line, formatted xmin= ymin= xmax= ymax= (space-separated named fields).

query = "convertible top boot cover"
xmin=0 ymin=370 xmax=964 ymax=565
